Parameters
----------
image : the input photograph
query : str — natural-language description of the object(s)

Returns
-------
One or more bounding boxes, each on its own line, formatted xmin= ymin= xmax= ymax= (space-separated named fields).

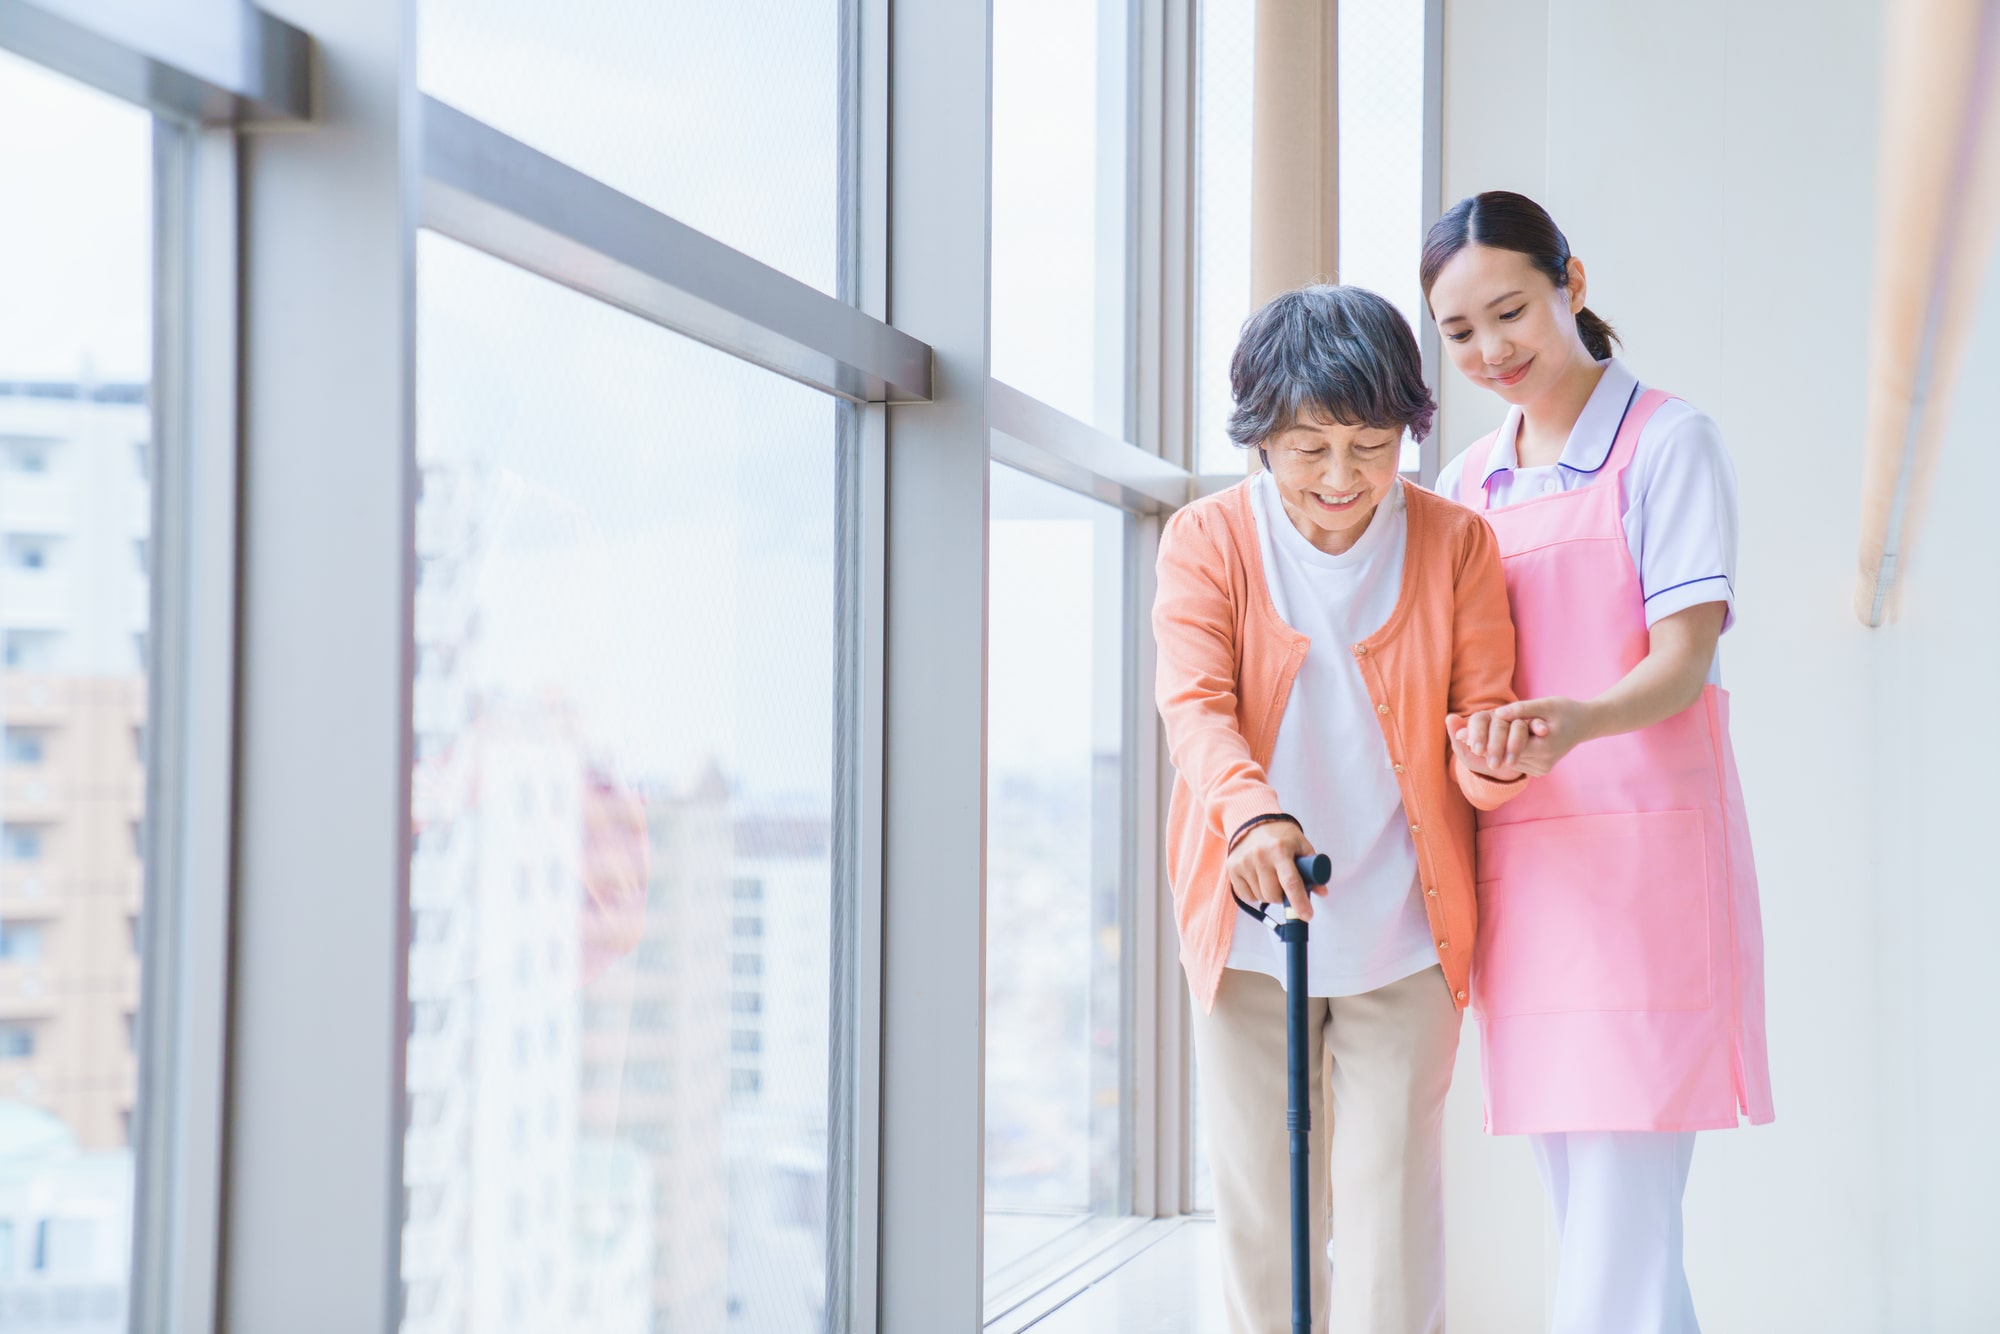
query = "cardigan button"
xmin=1426 ymin=888 xmax=1437 ymax=897
xmin=1353 ymin=643 xmax=1368 ymax=656
xmin=1456 ymin=990 xmax=1468 ymax=1002
xmin=1437 ymin=940 xmax=1449 ymax=951
xmin=1392 ymin=763 xmax=1405 ymax=774
xmin=1375 ymin=703 xmax=1389 ymax=715
xmin=1409 ymin=823 xmax=1422 ymax=835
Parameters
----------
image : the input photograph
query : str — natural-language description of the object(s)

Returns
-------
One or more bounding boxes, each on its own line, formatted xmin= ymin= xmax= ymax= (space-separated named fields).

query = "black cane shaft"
xmin=1282 ymin=914 xmax=1311 ymax=1334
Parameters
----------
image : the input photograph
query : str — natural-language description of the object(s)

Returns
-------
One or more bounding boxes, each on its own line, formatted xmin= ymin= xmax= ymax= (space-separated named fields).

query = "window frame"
xmin=0 ymin=0 xmax=1458 ymax=1328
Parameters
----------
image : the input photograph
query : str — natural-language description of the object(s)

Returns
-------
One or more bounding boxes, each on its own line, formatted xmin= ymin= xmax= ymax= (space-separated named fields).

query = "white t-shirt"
xmin=1226 ymin=473 xmax=1440 ymax=997
xmin=1433 ymin=358 xmax=1738 ymax=683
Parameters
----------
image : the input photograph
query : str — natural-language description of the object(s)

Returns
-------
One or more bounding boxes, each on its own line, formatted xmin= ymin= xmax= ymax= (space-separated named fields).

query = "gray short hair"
xmin=1226 ymin=285 xmax=1436 ymax=454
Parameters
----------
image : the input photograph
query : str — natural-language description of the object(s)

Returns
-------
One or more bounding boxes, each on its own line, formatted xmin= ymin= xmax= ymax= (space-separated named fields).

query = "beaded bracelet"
xmin=1227 ymin=811 xmax=1300 ymax=855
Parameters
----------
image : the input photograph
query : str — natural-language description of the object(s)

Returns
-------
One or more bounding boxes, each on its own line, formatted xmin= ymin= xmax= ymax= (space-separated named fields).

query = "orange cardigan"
xmin=1153 ymin=479 xmax=1526 ymax=1014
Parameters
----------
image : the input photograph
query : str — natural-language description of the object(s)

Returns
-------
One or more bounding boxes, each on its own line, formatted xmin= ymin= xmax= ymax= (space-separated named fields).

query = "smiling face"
xmin=1263 ymin=417 xmax=1404 ymax=555
xmin=1426 ymin=243 xmax=1594 ymax=406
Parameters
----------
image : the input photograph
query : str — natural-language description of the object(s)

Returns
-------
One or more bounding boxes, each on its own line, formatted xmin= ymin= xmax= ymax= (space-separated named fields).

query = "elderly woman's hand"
xmin=1226 ymin=820 xmax=1328 ymax=921
xmin=1446 ymin=710 xmax=1546 ymax=782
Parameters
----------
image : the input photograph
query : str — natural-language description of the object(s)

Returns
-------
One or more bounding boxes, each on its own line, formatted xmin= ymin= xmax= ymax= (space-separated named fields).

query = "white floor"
xmin=1021 ymin=1218 xmax=1225 ymax=1332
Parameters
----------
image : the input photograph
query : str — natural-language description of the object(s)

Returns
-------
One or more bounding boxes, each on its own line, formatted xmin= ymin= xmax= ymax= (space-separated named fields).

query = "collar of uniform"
xmin=1476 ymin=357 xmax=1639 ymax=486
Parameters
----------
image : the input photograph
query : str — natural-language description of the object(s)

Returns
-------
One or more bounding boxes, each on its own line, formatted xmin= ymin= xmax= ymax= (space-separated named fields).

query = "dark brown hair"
xmin=1226 ymin=285 xmax=1436 ymax=457
xmin=1419 ymin=191 xmax=1620 ymax=361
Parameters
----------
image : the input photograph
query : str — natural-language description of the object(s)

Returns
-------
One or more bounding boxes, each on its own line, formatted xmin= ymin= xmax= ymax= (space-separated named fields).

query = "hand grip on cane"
xmin=1234 ymin=853 xmax=1332 ymax=930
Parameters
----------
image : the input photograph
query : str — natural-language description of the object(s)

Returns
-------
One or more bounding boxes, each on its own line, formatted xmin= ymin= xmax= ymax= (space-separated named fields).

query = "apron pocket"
xmin=1474 ymin=809 xmax=1712 ymax=1016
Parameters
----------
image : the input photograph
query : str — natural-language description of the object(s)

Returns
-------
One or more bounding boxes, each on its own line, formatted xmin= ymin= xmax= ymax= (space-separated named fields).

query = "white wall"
xmin=1436 ymin=1 xmax=2000 ymax=1329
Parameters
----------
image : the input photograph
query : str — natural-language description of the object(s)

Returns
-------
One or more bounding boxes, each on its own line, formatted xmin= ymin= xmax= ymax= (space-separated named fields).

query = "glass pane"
xmin=401 ymin=233 xmax=844 ymax=1334
xmin=1337 ymin=0 xmax=1428 ymax=473
xmin=1194 ymin=0 xmax=1257 ymax=477
xmin=0 ymin=51 xmax=152 ymax=1331
xmin=984 ymin=465 xmax=1129 ymax=1283
xmin=419 ymin=0 xmax=848 ymax=297
xmin=992 ymin=0 xmax=1134 ymax=436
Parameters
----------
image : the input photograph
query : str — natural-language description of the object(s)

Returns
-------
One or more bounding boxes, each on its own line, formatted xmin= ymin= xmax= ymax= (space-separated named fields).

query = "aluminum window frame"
xmin=0 ymin=7 xmax=307 ymax=1333
xmin=10 ymin=1 xmax=1233 ymax=1329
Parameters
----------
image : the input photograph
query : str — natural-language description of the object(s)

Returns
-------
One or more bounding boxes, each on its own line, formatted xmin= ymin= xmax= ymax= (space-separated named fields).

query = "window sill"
xmin=985 ymin=1215 xmax=1201 ymax=1334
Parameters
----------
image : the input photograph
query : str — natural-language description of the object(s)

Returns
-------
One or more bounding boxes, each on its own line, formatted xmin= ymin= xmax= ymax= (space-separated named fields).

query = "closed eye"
xmin=1498 ymin=305 xmax=1526 ymax=321
xmin=1446 ymin=329 xmax=1473 ymax=343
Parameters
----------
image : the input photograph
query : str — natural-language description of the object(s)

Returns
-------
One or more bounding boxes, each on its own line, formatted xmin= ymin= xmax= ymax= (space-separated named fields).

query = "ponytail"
xmin=1574 ymin=307 xmax=1620 ymax=361
xmin=1422 ymin=191 xmax=1621 ymax=361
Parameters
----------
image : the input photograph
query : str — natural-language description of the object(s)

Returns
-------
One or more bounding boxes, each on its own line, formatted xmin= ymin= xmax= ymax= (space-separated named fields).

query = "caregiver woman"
xmin=1426 ymin=191 xmax=1774 ymax=1334
xmin=1154 ymin=284 xmax=1526 ymax=1334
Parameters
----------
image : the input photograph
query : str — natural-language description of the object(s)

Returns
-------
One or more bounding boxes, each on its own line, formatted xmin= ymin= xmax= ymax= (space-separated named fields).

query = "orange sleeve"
xmin=1152 ymin=507 xmax=1284 ymax=842
xmin=1446 ymin=515 xmax=1531 ymax=811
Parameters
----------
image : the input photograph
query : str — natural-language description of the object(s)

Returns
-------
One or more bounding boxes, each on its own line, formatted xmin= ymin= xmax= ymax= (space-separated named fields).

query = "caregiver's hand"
xmin=1490 ymin=696 xmax=1593 ymax=777
xmin=1446 ymin=709 xmax=1544 ymax=782
xmin=1226 ymin=820 xmax=1327 ymax=922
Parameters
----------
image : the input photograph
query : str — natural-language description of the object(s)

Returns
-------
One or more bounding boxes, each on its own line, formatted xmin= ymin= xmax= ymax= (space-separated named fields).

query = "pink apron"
xmin=1459 ymin=388 xmax=1774 ymax=1134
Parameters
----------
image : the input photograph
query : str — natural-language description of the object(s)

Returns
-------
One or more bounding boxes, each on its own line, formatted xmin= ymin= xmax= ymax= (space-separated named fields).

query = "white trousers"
xmin=1528 ymin=1131 xmax=1700 ymax=1334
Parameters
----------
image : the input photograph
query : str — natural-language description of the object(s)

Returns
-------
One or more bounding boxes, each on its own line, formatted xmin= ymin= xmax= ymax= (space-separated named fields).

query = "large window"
xmin=984 ymin=464 xmax=1132 ymax=1288
xmin=1193 ymin=0 xmax=1257 ymax=477
xmin=0 ymin=51 xmax=154 ymax=1329
xmin=1196 ymin=0 xmax=1435 ymax=475
xmin=419 ymin=0 xmax=849 ymax=296
xmin=992 ymin=0 xmax=1135 ymax=437
xmin=1336 ymin=0 xmax=1429 ymax=473
xmin=399 ymin=235 xmax=847 ymax=1333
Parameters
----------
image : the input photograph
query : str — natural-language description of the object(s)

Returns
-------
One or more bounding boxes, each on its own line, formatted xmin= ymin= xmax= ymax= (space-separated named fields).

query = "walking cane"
xmin=1233 ymin=851 xmax=1333 ymax=1334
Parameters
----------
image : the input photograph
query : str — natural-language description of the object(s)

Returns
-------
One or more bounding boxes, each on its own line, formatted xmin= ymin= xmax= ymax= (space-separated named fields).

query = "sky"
xmin=0 ymin=50 xmax=151 ymax=383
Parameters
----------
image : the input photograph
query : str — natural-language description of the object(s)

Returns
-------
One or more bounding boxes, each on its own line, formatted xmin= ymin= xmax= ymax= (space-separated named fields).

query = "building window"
xmin=985 ymin=464 xmax=1135 ymax=1272
xmin=1 ymin=824 xmax=47 ymax=862
xmin=5 ymin=536 xmax=51 ymax=570
xmin=2 ymin=728 xmax=49 ymax=766
xmin=2 ymin=439 xmax=52 ymax=473
xmin=0 ymin=922 xmax=44 ymax=962
xmin=731 ymin=1030 xmax=760 ymax=1055
xmin=0 ymin=1024 xmax=36 ymax=1059
xmin=33 ymin=1218 xmax=93 ymax=1277
xmin=409 ymin=1001 xmax=449 ymax=1037
xmin=626 ymin=1123 xmax=672 ymax=1153
xmin=731 ymin=952 xmax=761 ymax=977
xmin=731 ymin=877 xmax=763 ymax=903
xmin=731 ymin=916 xmax=763 ymax=940
xmin=2 ymin=631 xmax=59 ymax=671
xmin=626 ymin=1062 xmax=671 ymax=1093
xmin=412 ymin=909 xmax=449 ymax=944
xmin=730 ymin=1069 xmax=761 ymax=1096
xmin=631 ymin=1000 xmax=672 ymax=1031
xmin=730 ymin=992 xmax=761 ymax=1016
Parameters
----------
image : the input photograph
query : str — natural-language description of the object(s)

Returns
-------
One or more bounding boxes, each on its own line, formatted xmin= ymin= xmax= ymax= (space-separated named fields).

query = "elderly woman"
xmin=1154 ymin=285 xmax=1525 ymax=1334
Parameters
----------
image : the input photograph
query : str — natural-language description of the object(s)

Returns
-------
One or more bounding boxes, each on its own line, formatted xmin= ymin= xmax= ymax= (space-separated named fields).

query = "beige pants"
xmin=1191 ymin=965 xmax=1461 ymax=1334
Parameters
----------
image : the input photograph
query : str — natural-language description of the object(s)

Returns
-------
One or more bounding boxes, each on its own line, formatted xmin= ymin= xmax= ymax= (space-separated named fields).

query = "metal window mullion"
xmin=989 ymin=379 xmax=1191 ymax=516
xmin=0 ymin=0 xmax=311 ymax=124
xmin=130 ymin=117 xmax=241 ymax=1334
xmin=832 ymin=0 xmax=890 ymax=1326
xmin=418 ymin=97 xmax=932 ymax=407
xmin=223 ymin=0 xmax=415 ymax=1325
xmin=877 ymin=0 xmax=992 ymax=1326
xmin=1417 ymin=0 xmax=1446 ymax=484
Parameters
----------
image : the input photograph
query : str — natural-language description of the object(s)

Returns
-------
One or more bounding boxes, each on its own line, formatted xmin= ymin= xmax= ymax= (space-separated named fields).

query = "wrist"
xmin=1573 ymin=698 xmax=1608 ymax=744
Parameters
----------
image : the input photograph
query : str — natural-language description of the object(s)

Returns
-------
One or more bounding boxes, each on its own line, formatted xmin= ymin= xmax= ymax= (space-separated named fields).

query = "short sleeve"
xmin=1625 ymin=407 xmax=1738 ymax=632
xmin=1432 ymin=451 xmax=1468 ymax=505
